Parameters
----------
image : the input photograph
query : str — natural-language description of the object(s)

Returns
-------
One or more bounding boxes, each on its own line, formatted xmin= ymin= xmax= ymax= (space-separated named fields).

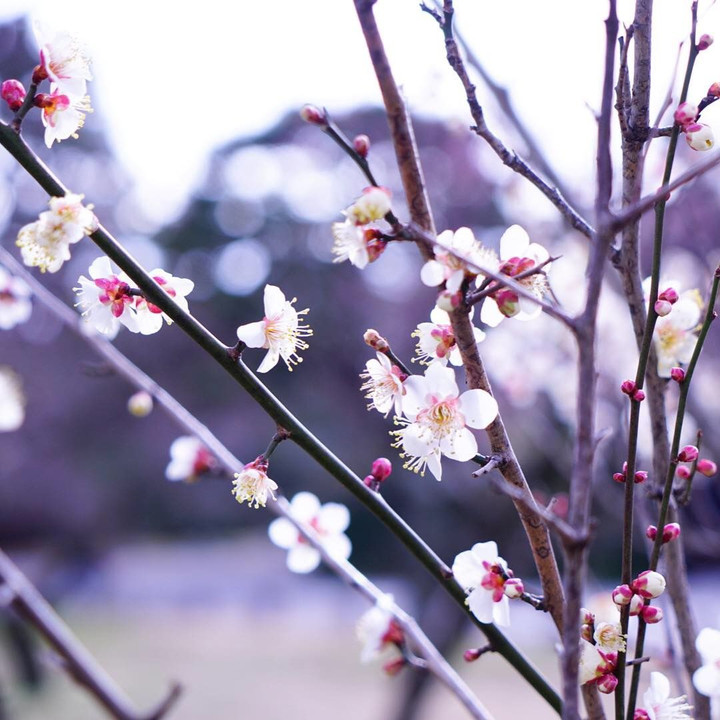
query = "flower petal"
xmin=263 ymin=284 xmax=286 ymax=317
xmin=500 ymin=224 xmax=530 ymax=260
xmin=452 ymin=550 xmax=484 ymax=590
xmin=236 ymin=320 xmax=267 ymax=348
xmin=286 ymin=545 xmax=321 ymax=574
xmin=466 ymin=586 xmax=494 ymax=623
xmin=268 ymin=518 xmax=299 ymax=549
xmin=318 ymin=502 xmax=351 ymax=534
xmin=459 ymin=389 xmax=499 ymax=429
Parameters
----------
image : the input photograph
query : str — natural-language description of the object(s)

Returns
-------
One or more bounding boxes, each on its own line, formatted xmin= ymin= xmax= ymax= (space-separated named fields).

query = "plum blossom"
xmin=480 ymin=225 xmax=550 ymax=327
xmin=360 ymin=352 xmax=406 ymax=417
xmin=165 ymin=436 xmax=216 ymax=482
xmin=578 ymin=639 xmax=617 ymax=687
xmin=232 ymin=457 xmax=278 ymax=509
xmin=344 ymin=186 xmax=392 ymax=226
xmin=693 ymin=627 xmax=720 ymax=718
xmin=330 ymin=221 xmax=386 ymax=268
xmin=16 ymin=193 xmax=96 ymax=273
xmin=0 ymin=366 xmax=25 ymax=432
xmin=131 ymin=269 xmax=195 ymax=335
xmin=685 ymin=123 xmax=715 ymax=151
xmin=37 ymin=89 xmax=92 ymax=148
xmin=392 ymin=363 xmax=498 ymax=481
xmin=452 ymin=541 xmax=512 ymax=625
xmin=636 ymin=672 xmax=692 ymax=719
xmin=0 ymin=266 xmax=32 ymax=330
xmin=420 ymin=226 xmax=499 ymax=294
xmin=594 ymin=621 xmax=626 ymax=653
xmin=236 ymin=284 xmax=312 ymax=372
xmin=267 ymin=492 xmax=351 ymax=574
xmin=33 ymin=22 xmax=92 ymax=98
xmin=356 ymin=594 xmax=404 ymax=663
xmin=412 ymin=306 xmax=485 ymax=366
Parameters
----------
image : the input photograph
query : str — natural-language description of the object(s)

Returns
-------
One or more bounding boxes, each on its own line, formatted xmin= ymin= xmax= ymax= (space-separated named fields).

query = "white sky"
xmin=2 ymin=0 xmax=719 ymax=223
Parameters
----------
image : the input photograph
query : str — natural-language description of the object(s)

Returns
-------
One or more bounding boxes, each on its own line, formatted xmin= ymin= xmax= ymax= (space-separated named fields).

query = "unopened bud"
xmin=31 ymin=64 xmax=48 ymax=85
xmin=634 ymin=470 xmax=648 ymax=484
xmin=628 ymin=594 xmax=644 ymax=616
xmin=494 ymin=288 xmax=519 ymax=318
xmin=698 ymin=33 xmax=714 ymax=51
xmin=503 ymin=578 xmax=524 ymax=599
xmin=621 ymin=380 xmax=638 ymax=396
xmin=353 ymin=134 xmax=370 ymax=158
xmin=654 ymin=299 xmax=673 ymax=317
xmin=633 ymin=389 xmax=646 ymax=402
xmin=436 ymin=289 xmax=463 ymax=313
xmin=612 ymin=584 xmax=634 ymax=607
xmin=632 ymin=570 xmax=666 ymax=599
xmin=634 ymin=710 xmax=651 ymax=720
xmin=1 ymin=79 xmax=26 ymax=111
xmin=709 ymin=82 xmax=720 ymax=98
xmin=646 ymin=525 xmax=658 ymax=541
xmin=597 ymin=673 xmax=619 ymax=694
xmin=463 ymin=648 xmax=483 ymax=662
xmin=678 ymin=445 xmax=699 ymax=462
xmin=661 ymin=523 xmax=681 ymax=543
xmin=674 ymin=102 xmax=699 ymax=127
xmin=613 ymin=472 xmax=626 ymax=483
xmin=581 ymin=624 xmax=594 ymax=643
xmin=676 ymin=465 xmax=692 ymax=480
xmin=670 ymin=367 xmax=685 ymax=383
xmin=581 ymin=608 xmax=595 ymax=625
xmin=127 ymin=390 xmax=153 ymax=417
xmin=640 ymin=605 xmax=664 ymax=624
xmin=363 ymin=329 xmax=389 ymax=353
xmin=371 ymin=457 xmax=392 ymax=483
xmin=658 ymin=288 xmax=679 ymax=304
xmin=697 ymin=458 xmax=717 ymax=477
xmin=299 ymin=104 xmax=328 ymax=127
xmin=685 ymin=122 xmax=715 ymax=151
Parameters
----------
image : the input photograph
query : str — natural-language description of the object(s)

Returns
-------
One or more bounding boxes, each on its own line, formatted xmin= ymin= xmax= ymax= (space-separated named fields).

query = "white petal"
xmin=325 ymin=533 xmax=352 ymax=561
xmin=470 ymin=541 xmax=499 ymax=565
xmin=268 ymin=518 xmax=299 ymax=549
xmin=263 ymin=284 xmax=286 ymax=316
xmin=289 ymin=492 xmax=321 ymax=521
xmin=480 ymin=298 xmax=504 ymax=327
xmin=402 ymin=423 xmax=434 ymax=458
xmin=286 ymin=545 xmax=321 ymax=574
xmin=420 ymin=260 xmax=446 ymax=287
xmin=424 ymin=362 xmax=459 ymax=398
xmin=440 ymin=427 xmax=477 ymax=461
xmin=466 ymin=586 xmax=495 ymax=623
xmin=256 ymin=348 xmax=280 ymax=373
xmin=236 ymin=320 xmax=267 ymax=348
xmin=493 ymin=596 xmax=511 ymax=626
xmin=88 ymin=255 xmax=114 ymax=279
xmin=517 ymin=296 xmax=543 ymax=320
xmin=452 ymin=550 xmax=484 ymax=590
xmin=646 ymin=671 xmax=670 ymax=705
xmin=400 ymin=376 xmax=430 ymax=420
xmin=459 ymin=389 xmax=499 ymax=429
xmin=693 ymin=664 xmax=720 ymax=697
xmin=696 ymin=628 xmax=720 ymax=663
xmin=430 ymin=306 xmax=451 ymax=325
xmin=317 ymin=503 xmax=350 ymax=534
xmin=500 ymin=224 xmax=530 ymax=259
xmin=426 ymin=451 xmax=443 ymax=481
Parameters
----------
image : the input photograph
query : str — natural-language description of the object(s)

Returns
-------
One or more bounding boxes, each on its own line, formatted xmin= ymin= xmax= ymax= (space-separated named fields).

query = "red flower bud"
xmin=1 ymin=79 xmax=26 ymax=111
xmin=621 ymin=380 xmax=637 ymax=396
xmin=678 ymin=445 xmax=699 ymax=462
xmin=634 ymin=470 xmax=648 ymax=484
xmin=463 ymin=648 xmax=483 ymax=662
xmin=597 ymin=673 xmax=619 ymax=694
xmin=299 ymin=104 xmax=328 ymax=127
xmin=611 ymin=584 xmax=634 ymax=607
xmin=646 ymin=525 xmax=658 ymax=541
xmin=640 ymin=605 xmax=664 ymax=624
xmin=676 ymin=465 xmax=692 ymax=480
xmin=353 ymin=134 xmax=370 ymax=158
xmin=697 ymin=458 xmax=717 ymax=477
xmin=613 ymin=472 xmax=626 ymax=483
xmin=698 ymin=33 xmax=714 ymax=51
xmin=371 ymin=457 xmax=392 ymax=483
xmin=633 ymin=389 xmax=646 ymax=402
xmin=661 ymin=523 xmax=681 ymax=543
xmin=670 ymin=367 xmax=685 ymax=383
xmin=709 ymin=82 xmax=720 ymax=98
xmin=658 ymin=288 xmax=679 ymax=304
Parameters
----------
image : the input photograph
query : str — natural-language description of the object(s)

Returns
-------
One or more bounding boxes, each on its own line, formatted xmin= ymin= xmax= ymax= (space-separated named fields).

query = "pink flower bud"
xmin=353 ymin=134 xmax=370 ymax=158
xmin=685 ymin=122 xmax=715 ymax=151
xmin=678 ymin=445 xmax=699 ymax=462
xmin=697 ymin=458 xmax=717 ymax=477
xmin=494 ymin=288 xmax=520 ymax=318
xmin=676 ymin=465 xmax=692 ymax=480
xmin=698 ymin=33 xmax=714 ymax=51
xmin=612 ymin=584 xmax=634 ymax=606
xmin=670 ymin=367 xmax=685 ymax=383
xmin=640 ymin=605 xmax=664 ymax=624
xmin=464 ymin=648 xmax=483 ymax=662
xmin=646 ymin=525 xmax=658 ymax=541
xmin=1 ymin=79 xmax=26 ymax=111
xmin=621 ymin=380 xmax=637 ymax=396
xmin=299 ymin=104 xmax=328 ymax=127
xmin=709 ymin=82 xmax=720 ymax=98
xmin=674 ymin=102 xmax=699 ymax=127
xmin=371 ymin=457 xmax=392 ymax=483
xmin=613 ymin=472 xmax=626 ymax=483
xmin=658 ymin=288 xmax=679 ymax=304
xmin=503 ymin=577 xmax=524 ymax=599
xmin=634 ymin=470 xmax=648 ymax=484
xmin=581 ymin=608 xmax=595 ymax=625
xmin=581 ymin=623 xmax=594 ymax=643
xmin=633 ymin=389 xmax=646 ymax=402
xmin=634 ymin=710 xmax=651 ymax=720
xmin=628 ymin=594 xmax=644 ymax=616
xmin=632 ymin=570 xmax=666 ymax=599
xmin=363 ymin=329 xmax=389 ymax=353
xmin=597 ymin=673 xmax=619 ymax=694
xmin=661 ymin=523 xmax=681 ymax=543
xmin=436 ymin=290 xmax=462 ymax=313
xmin=654 ymin=299 xmax=673 ymax=316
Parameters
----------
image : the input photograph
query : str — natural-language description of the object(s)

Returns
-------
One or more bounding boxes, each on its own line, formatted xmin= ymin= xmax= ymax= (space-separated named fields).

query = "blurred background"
xmin=1 ymin=3 xmax=720 ymax=718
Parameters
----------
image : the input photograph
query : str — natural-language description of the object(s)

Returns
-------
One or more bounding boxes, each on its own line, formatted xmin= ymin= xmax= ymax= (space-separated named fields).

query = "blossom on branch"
xmin=17 ymin=193 xmax=97 ymax=273
xmin=236 ymin=284 xmax=312 ymax=372
xmin=635 ymin=672 xmax=692 ymax=720
xmin=165 ymin=436 xmax=216 ymax=482
xmin=268 ymin=491 xmax=351 ymax=574
xmin=360 ymin=351 xmax=406 ymax=417
xmin=451 ymin=541 xmax=513 ymax=626
xmin=36 ymin=89 xmax=92 ymax=148
xmin=0 ymin=266 xmax=32 ymax=330
xmin=392 ymin=363 xmax=498 ymax=481
xmin=131 ymin=269 xmax=195 ymax=335
xmin=33 ymin=22 xmax=92 ymax=98
xmin=412 ymin=306 xmax=485 ymax=366
xmin=344 ymin=186 xmax=392 ymax=226
xmin=356 ymin=594 xmax=404 ymax=663
xmin=232 ymin=457 xmax=278 ymax=509
xmin=578 ymin=639 xmax=617 ymax=691
xmin=331 ymin=221 xmax=386 ymax=268
xmin=0 ymin=366 xmax=25 ymax=432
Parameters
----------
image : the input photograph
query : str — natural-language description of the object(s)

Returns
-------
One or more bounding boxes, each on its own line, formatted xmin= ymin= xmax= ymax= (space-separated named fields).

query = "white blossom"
xmin=0 ymin=367 xmax=25 ymax=432
xmin=232 ymin=460 xmax=278 ymax=509
xmin=639 ymin=671 xmax=693 ymax=720
xmin=412 ymin=306 xmax=485 ymax=366
xmin=356 ymin=594 xmax=400 ymax=663
xmin=33 ymin=21 xmax=92 ymax=97
xmin=165 ymin=436 xmax=216 ymax=482
xmin=360 ymin=351 xmax=406 ymax=417
xmin=693 ymin=627 xmax=720 ymax=718
xmin=0 ymin=266 xmax=32 ymax=330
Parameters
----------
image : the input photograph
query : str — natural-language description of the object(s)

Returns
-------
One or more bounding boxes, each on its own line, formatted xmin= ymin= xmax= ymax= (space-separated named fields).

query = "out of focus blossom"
xmin=127 ymin=390 xmax=153 ymax=417
xmin=17 ymin=193 xmax=96 ymax=273
xmin=0 ymin=266 xmax=32 ymax=329
xmin=392 ymin=363 xmax=498 ymax=481
xmin=165 ymin=436 xmax=216 ymax=482
xmin=452 ymin=541 xmax=512 ymax=626
xmin=33 ymin=22 xmax=92 ymax=97
xmin=356 ymin=594 xmax=404 ymax=663
xmin=480 ymin=225 xmax=550 ymax=327
xmin=268 ymin=492 xmax=351 ymax=573
xmin=344 ymin=186 xmax=391 ymax=226
xmin=636 ymin=672 xmax=692 ymax=719
xmin=236 ymin=284 xmax=312 ymax=373
xmin=360 ymin=351 xmax=406 ymax=417
xmin=0 ymin=367 xmax=25 ymax=432
xmin=693 ymin=627 xmax=720 ymax=716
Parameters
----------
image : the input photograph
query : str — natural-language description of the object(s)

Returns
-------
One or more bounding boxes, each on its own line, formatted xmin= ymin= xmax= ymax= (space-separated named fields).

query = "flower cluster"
xmin=74 ymin=257 xmax=194 ymax=339
xmin=236 ymin=284 xmax=312 ymax=372
xmin=331 ymin=187 xmax=391 ymax=269
xmin=452 ymin=541 xmax=522 ymax=626
xmin=232 ymin=456 xmax=278 ymax=509
xmin=268 ymin=492 xmax=351 ymax=574
xmin=17 ymin=193 xmax=96 ymax=273
xmin=0 ymin=266 xmax=32 ymax=329
xmin=674 ymin=100 xmax=714 ymax=151
xmin=612 ymin=570 xmax=667 ymax=624
xmin=165 ymin=436 xmax=217 ymax=482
